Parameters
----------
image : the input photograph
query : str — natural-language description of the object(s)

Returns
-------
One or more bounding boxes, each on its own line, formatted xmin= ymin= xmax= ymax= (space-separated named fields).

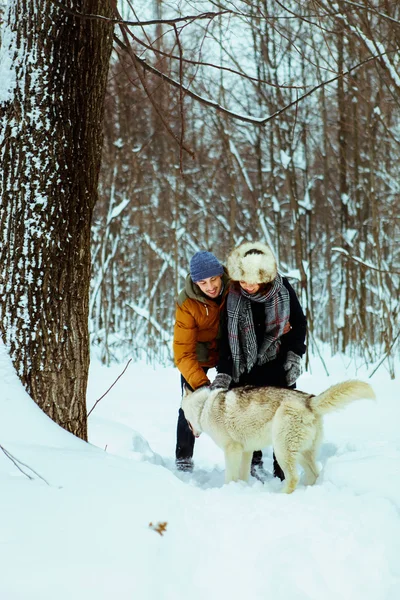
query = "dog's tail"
xmin=309 ymin=380 xmax=375 ymax=416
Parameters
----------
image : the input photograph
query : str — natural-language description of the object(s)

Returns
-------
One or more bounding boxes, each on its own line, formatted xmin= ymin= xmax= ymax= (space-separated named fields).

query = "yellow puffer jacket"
xmin=173 ymin=271 xmax=230 ymax=390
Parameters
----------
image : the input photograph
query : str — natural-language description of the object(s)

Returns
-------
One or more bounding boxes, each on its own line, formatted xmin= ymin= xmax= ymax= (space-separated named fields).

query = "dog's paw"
xmin=282 ymin=476 xmax=299 ymax=494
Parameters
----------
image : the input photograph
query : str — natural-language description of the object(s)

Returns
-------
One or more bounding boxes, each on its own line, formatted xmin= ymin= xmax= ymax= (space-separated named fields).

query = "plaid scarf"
xmin=227 ymin=274 xmax=290 ymax=382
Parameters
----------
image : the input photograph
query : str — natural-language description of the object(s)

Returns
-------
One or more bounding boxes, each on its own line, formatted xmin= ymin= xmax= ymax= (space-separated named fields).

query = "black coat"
xmin=217 ymin=277 xmax=307 ymax=388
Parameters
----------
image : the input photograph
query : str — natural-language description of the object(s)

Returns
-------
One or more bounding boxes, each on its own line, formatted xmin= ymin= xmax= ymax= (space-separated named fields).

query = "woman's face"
xmin=239 ymin=281 xmax=260 ymax=294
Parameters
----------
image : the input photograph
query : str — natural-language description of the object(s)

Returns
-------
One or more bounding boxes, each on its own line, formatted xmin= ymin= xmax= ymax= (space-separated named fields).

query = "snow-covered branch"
xmin=332 ymin=248 xmax=400 ymax=275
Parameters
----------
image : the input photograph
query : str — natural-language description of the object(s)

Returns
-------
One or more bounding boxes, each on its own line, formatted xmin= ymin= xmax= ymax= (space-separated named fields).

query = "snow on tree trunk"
xmin=0 ymin=0 xmax=114 ymax=440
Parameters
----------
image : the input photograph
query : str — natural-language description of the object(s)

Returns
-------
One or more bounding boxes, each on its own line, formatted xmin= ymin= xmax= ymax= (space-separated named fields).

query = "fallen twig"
xmin=0 ymin=443 xmax=51 ymax=485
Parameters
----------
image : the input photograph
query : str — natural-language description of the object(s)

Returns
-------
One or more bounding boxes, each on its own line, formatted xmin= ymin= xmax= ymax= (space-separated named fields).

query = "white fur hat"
xmin=227 ymin=241 xmax=277 ymax=284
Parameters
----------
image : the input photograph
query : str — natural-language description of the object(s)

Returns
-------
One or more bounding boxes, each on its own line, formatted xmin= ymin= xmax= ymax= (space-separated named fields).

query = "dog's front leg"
xmin=224 ymin=442 xmax=243 ymax=483
xmin=239 ymin=451 xmax=253 ymax=482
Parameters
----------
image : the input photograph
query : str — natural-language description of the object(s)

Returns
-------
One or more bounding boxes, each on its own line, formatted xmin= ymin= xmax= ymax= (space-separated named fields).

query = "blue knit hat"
xmin=190 ymin=251 xmax=223 ymax=282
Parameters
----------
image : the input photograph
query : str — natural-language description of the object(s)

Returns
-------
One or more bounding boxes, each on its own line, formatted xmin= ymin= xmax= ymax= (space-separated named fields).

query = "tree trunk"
xmin=0 ymin=0 xmax=114 ymax=440
xmin=337 ymin=22 xmax=350 ymax=353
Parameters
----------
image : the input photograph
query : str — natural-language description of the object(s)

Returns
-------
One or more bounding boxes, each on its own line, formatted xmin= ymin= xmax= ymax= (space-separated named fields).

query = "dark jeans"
xmin=175 ymin=371 xmax=207 ymax=463
xmin=176 ymin=407 xmax=195 ymax=462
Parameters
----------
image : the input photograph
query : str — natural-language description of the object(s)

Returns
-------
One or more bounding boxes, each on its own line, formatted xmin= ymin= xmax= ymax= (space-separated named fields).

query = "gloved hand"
xmin=209 ymin=373 xmax=232 ymax=391
xmin=283 ymin=351 xmax=302 ymax=387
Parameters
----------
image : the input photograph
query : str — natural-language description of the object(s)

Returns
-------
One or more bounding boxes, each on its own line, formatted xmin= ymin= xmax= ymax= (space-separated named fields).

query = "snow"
xmin=280 ymin=149 xmax=292 ymax=169
xmin=229 ymin=139 xmax=254 ymax=192
xmin=0 ymin=26 xmax=16 ymax=103
xmin=0 ymin=340 xmax=399 ymax=600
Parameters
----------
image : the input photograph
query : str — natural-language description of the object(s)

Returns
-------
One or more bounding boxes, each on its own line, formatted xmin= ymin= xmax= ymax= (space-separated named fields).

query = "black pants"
xmin=175 ymin=372 xmax=207 ymax=462
xmin=176 ymin=406 xmax=195 ymax=462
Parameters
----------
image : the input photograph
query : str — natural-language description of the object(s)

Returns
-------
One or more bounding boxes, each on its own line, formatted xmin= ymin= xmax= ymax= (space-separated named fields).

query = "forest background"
xmin=0 ymin=0 xmax=399 ymax=441
xmin=93 ymin=0 xmax=400 ymax=372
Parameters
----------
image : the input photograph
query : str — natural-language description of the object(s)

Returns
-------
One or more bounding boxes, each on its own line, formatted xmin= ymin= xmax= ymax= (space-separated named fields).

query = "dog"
xmin=181 ymin=380 xmax=375 ymax=493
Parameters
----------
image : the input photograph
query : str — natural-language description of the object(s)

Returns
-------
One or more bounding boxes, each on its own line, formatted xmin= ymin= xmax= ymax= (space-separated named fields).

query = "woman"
xmin=211 ymin=241 xmax=307 ymax=479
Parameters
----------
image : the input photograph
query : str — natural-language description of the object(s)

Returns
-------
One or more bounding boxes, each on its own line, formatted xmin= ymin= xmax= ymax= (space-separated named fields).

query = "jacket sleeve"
xmin=281 ymin=278 xmax=307 ymax=357
xmin=215 ymin=305 xmax=234 ymax=378
xmin=173 ymin=301 xmax=210 ymax=390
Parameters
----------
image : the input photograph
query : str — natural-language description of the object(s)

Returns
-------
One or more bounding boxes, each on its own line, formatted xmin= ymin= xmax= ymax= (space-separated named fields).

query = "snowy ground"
xmin=0 ymin=341 xmax=399 ymax=600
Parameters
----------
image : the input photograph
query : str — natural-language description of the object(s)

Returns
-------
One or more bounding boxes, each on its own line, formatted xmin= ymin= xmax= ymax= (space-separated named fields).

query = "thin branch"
xmin=368 ymin=329 xmax=400 ymax=378
xmin=114 ymin=27 xmax=195 ymax=158
xmin=308 ymin=328 xmax=330 ymax=376
xmin=337 ymin=0 xmax=400 ymax=27
xmin=128 ymin=30 xmax=306 ymax=90
xmin=332 ymin=247 xmax=400 ymax=275
xmin=52 ymin=1 xmax=231 ymax=27
xmin=272 ymin=0 xmax=338 ymax=33
xmin=87 ymin=359 xmax=132 ymax=418
xmin=115 ymin=38 xmax=391 ymax=126
xmin=207 ymin=0 xmax=347 ymax=21
xmin=174 ymin=22 xmax=185 ymax=172
xmin=0 ymin=444 xmax=51 ymax=485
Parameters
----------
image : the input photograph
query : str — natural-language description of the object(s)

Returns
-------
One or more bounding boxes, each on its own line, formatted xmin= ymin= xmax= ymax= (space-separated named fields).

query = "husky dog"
xmin=181 ymin=381 xmax=375 ymax=493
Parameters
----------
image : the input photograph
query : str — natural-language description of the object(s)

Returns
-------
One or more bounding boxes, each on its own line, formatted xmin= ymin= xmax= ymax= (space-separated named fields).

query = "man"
xmin=173 ymin=251 xmax=230 ymax=471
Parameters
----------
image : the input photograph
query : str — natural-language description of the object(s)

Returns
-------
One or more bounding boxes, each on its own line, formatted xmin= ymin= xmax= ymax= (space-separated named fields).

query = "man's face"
xmin=196 ymin=275 xmax=223 ymax=298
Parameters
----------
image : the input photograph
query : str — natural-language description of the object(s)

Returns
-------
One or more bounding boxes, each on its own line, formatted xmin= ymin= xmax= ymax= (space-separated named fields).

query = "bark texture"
xmin=0 ymin=0 xmax=114 ymax=439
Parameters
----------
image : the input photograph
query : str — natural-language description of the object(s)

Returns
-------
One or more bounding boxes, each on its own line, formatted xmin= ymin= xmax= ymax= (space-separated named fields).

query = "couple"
xmin=173 ymin=241 xmax=307 ymax=479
